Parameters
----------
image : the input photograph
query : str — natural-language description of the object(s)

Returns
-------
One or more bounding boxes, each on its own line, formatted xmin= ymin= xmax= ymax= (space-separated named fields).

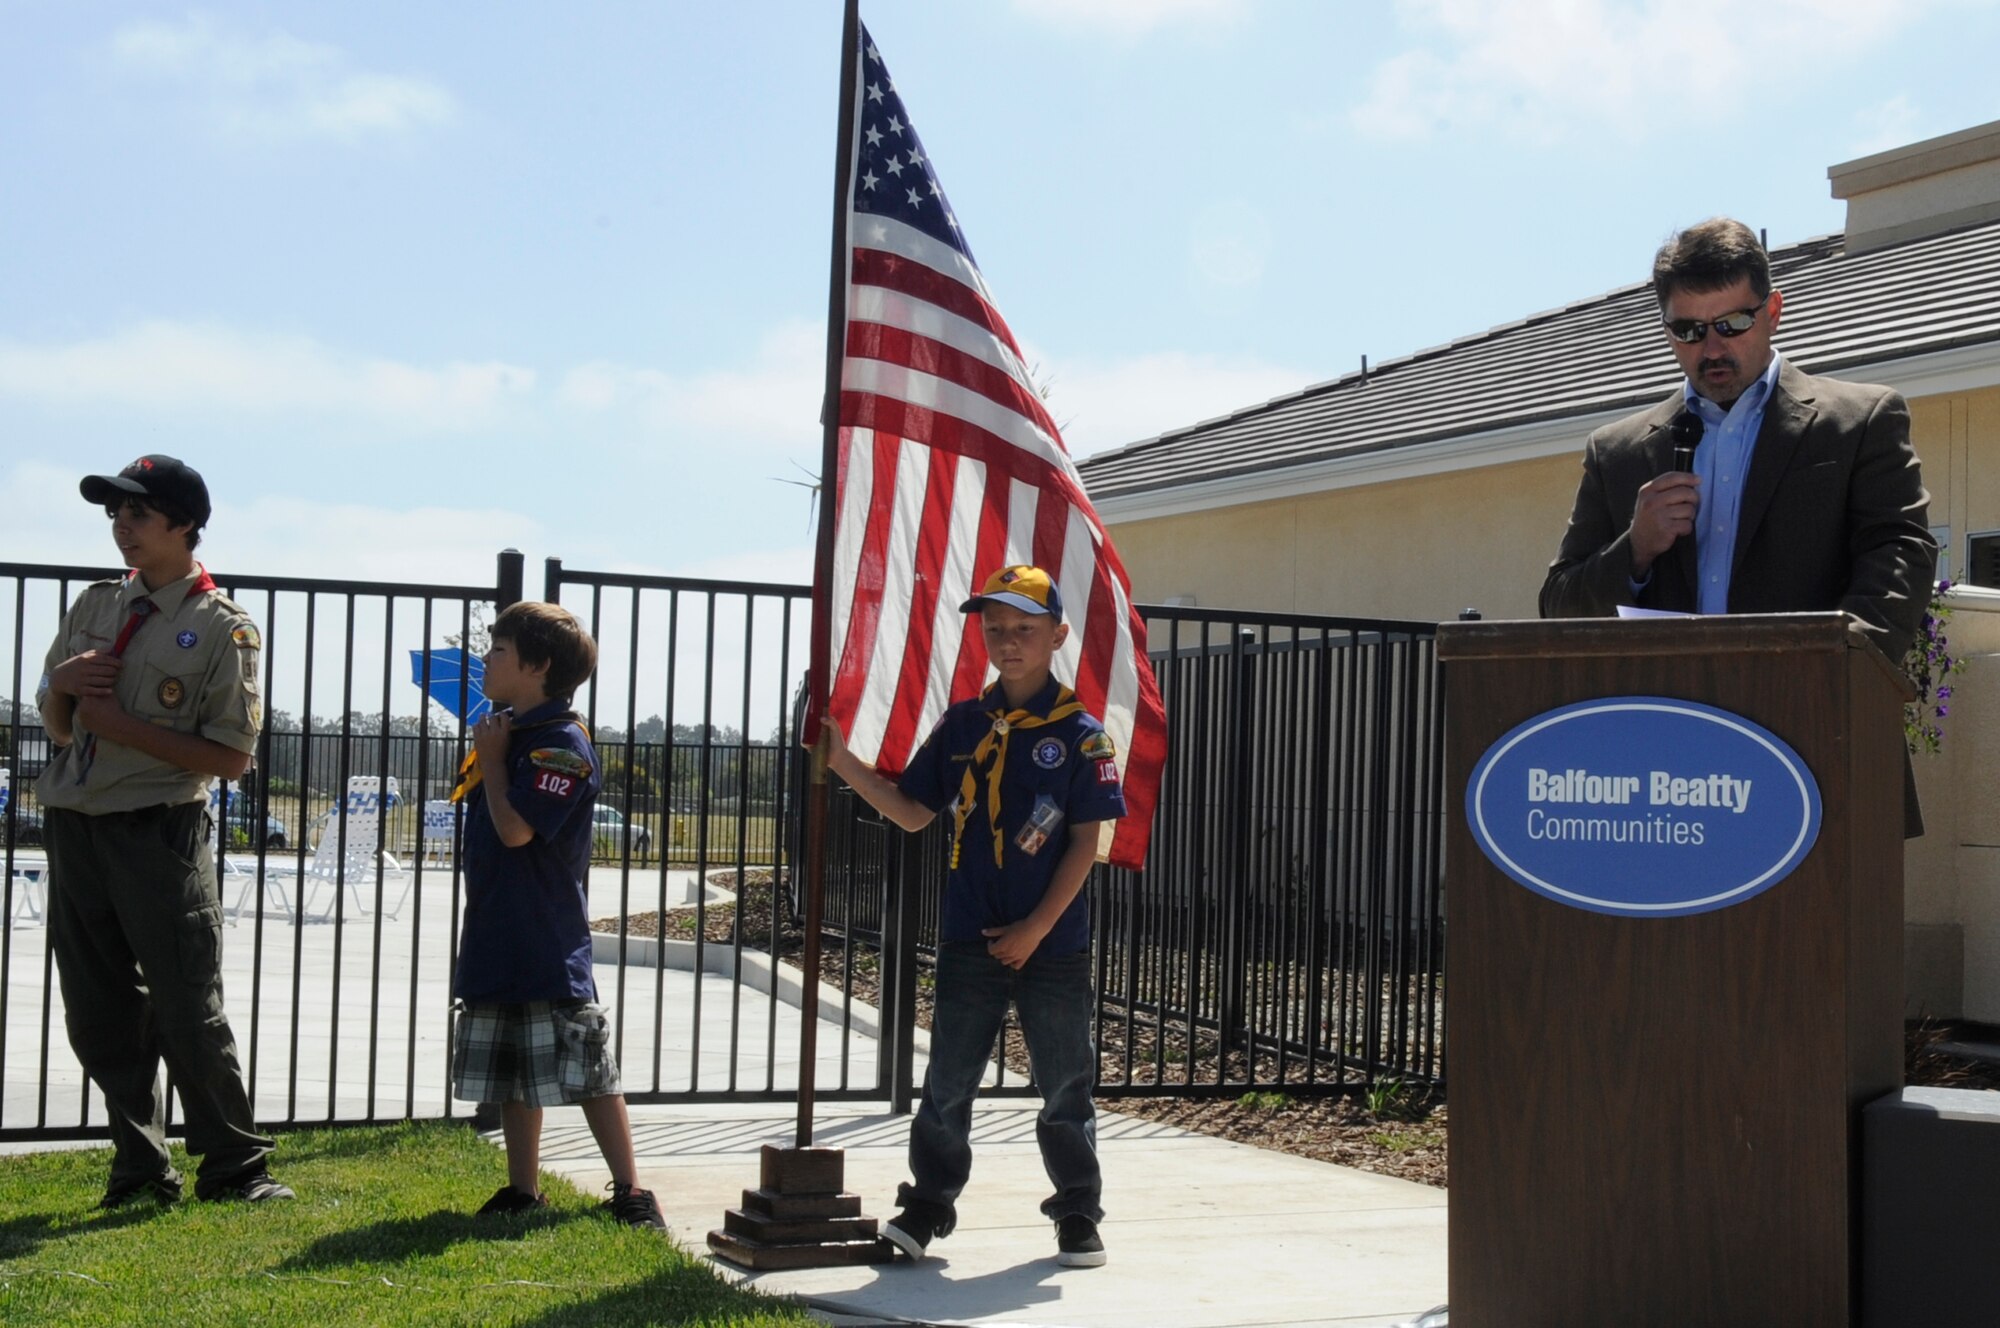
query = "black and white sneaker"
xmin=98 ymin=1169 xmax=183 ymax=1210
xmin=600 ymin=1182 xmax=667 ymax=1229
xmin=203 ymin=1169 xmax=294 ymax=1203
xmin=883 ymin=1208 xmax=938 ymax=1262
xmin=475 ymin=1184 xmax=548 ymax=1216
xmin=1055 ymin=1213 xmax=1106 ymax=1267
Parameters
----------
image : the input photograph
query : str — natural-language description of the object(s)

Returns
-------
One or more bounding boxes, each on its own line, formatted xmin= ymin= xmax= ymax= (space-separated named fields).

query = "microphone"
xmin=1669 ymin=411 xmax=1704 ymax=472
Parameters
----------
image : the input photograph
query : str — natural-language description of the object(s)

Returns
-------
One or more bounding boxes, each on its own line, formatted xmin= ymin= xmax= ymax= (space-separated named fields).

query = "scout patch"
xmin=176 ymin=630 xmax=198 ymax=648
xmin=242 ymin=651 xmax=259 ymax=683
xmin=530 ymin=748 xmax=593 ymax=779
xmin=1096 ymin=759 xmax=1120 ymax=785
xmin=158 ymin=677 xmax=185 ymax=710
xmin=232 ymin=624 xmax=262 ymax=650
xmin=1079 ymin=731 xmax=1115 ymax=760
xmin=249 ymin=698 xmax=262 ymax=729
xmin=1030 ymin=736 xmax=1066 ymax=769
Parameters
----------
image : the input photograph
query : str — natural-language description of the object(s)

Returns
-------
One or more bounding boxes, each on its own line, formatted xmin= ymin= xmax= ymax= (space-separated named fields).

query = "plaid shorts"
xmin=451 ymin=1000 xmax=623 ymax=1107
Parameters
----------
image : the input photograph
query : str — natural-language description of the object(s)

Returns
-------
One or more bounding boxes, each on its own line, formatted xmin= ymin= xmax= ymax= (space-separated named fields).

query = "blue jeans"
xmin=898 ymin=941 xmax=1102 ymax=1231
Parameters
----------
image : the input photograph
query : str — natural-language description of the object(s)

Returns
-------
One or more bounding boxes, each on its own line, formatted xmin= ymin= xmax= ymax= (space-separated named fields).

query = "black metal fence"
xmin=851 ymin=608 xmax=1447 ymax=1107
xmin=2 ymin=552 xmax=1445 ymax=1144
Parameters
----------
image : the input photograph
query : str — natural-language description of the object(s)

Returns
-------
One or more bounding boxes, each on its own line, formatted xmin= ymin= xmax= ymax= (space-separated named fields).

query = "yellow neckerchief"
xmin=951 ymin=682 xmax=1083 ymax=869
xmin=451 ymin=709 xmax=589 ymax=803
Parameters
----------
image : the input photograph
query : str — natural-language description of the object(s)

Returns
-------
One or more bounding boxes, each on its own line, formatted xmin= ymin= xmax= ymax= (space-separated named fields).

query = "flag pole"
xmin=796 ymin=0 xmax=863 ymax=1153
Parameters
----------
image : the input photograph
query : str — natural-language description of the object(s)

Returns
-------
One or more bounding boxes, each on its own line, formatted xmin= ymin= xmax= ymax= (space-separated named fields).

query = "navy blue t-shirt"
xmin=454 ymin=699 xmax=603 ymax=1004
xmin=898 ymin=677 xmax=1127 ymax=956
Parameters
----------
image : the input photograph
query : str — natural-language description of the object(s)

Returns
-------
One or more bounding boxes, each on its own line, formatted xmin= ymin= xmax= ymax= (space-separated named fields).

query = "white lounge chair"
xmin=420 ymin=798 xmax=458 ymax=867
xmin=299 ymin=776 xmax=412 ymax=922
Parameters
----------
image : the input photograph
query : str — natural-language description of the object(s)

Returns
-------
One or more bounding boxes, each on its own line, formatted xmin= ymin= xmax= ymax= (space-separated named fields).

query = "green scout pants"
xmin=45 ymin=803 xmax=272 ymax=1195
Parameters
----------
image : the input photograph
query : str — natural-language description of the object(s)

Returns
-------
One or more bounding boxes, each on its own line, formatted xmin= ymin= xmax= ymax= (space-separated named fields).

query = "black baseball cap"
xmin=80 ymin=455 xmax=212 ymax=529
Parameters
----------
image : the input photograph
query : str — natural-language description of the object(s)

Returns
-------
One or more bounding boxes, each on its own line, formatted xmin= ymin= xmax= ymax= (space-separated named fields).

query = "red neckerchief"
xmin=111 ymin=565 xmax=218 ymax=657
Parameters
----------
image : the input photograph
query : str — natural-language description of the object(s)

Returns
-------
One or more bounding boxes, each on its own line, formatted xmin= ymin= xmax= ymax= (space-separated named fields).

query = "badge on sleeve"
xmin=529 ymin=747 xmax=591 ymax=800
xmin=1096 ymin=759 xmax=1120 ymax=785
xmin=176 ymin=630 xmax=198 ymax=648
xmin=1079 ymin=731 xmax=1116 ymax=760
xmin=232 ymin=625 xmax=262 ymax=650
xmin=1031 ymin=737 xmax=1067 ymax=769
xmin=530 ymin=748 xmax=593 ymax=779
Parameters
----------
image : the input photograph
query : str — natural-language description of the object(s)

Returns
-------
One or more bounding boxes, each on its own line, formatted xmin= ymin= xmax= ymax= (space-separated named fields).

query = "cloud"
xmin=1848 ymin=95 xmax=1929 ymax=158
xmin=109 ymin=13 xmax=455 ymax=141
xmin=0 ymin=322 xmax=535 ymax=431
xmin=1029 ymin=348 xmax=1313 ymax=456
xmin=1009 ymin=0 xmax=1249 ymax=36
xmin=1350 ymin=0 xmax=1953 ymax=142
xmin=558 ymin=320 xmax=824 ymax=453
xmin=1189 ymin=200 xmax=1273 ymax=291
xmin=0 ymin=458 xmax=539 ymax=585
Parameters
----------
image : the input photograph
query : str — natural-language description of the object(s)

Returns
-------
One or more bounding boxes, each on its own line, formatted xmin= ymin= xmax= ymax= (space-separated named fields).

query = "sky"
xmin=5 ymin=0 xmax=2000 ymax=597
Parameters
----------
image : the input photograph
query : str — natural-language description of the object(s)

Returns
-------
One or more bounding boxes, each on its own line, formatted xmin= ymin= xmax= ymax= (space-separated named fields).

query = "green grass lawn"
xmin=0 ymin=1121 xmax=818 ymax=1327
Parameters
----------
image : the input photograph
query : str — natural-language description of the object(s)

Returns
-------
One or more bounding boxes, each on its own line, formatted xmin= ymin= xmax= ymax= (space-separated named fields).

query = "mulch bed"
xmin=593 ymin=868 xmax=1999 ymax=1195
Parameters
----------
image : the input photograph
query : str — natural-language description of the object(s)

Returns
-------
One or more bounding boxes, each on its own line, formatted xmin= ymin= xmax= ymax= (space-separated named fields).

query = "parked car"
xmin=220 ymin=802 xmax=288 ymax=851
xmin=1 ymin=806 xmax=45 ymax=848
xmin=592 ymin=805 xmax=654 ymax=857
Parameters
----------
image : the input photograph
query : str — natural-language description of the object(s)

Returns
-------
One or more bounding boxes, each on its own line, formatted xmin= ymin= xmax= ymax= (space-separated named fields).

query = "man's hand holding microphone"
xmin=1630 ymin=412 xmax=1705 ymax=578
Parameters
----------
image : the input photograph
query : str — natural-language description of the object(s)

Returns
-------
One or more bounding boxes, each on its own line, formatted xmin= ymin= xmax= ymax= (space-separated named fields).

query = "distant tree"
xmin=443 ymin=603 xmax=494 ymax=659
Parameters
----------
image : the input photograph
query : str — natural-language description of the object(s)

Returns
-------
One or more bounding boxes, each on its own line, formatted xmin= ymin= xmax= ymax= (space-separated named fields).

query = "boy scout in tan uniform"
xmin=35 ymin=455 xmax=291 ymax=1206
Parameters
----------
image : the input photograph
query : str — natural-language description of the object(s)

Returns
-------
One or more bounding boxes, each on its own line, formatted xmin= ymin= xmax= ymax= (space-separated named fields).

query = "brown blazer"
xmin=1539 ymin=359 xmax=1938 ymax=834
xmin=1540 ymin=359 xmax=1936 ymax=662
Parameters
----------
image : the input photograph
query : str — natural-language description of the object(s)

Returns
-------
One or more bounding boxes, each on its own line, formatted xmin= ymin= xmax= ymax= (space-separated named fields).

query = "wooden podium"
xmin=1438 ymin=614 xmax=1907 ymax=1326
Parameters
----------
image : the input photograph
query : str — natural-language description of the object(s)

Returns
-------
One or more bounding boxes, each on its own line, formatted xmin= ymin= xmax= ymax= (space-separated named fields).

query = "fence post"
xmin=1219 ymin=627 xmax=1256 ymax=1062
xmin=496 ymin=549 xmax=524 ymax=611
xmin=544 ymin=557 xmax=565 ymax=603
xmin=887 ymin=825 xmax=922 ymax=1115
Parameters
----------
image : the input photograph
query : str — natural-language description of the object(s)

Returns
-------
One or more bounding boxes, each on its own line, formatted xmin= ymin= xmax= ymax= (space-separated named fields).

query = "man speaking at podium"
xmin=1539 ymin=218 xmax=1937 ymax=829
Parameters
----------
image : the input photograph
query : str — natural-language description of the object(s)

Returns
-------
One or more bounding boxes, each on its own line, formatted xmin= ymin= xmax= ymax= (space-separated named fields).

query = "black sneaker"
xmin=599 ymin=1182 xmax=666 ymax=1229
xmin=98 ymin=1170 xmax=183 ymax=1210
xmin=1055 ymin=1213 xmax=1106 ymax=1267
xmin=476 ymin=1184 xmax=548 ymax=1216
xmin=883 ymin=1208 xmax=938 ymax=1263
xmin=204 ymin=1169 xmax=294 ymax=1203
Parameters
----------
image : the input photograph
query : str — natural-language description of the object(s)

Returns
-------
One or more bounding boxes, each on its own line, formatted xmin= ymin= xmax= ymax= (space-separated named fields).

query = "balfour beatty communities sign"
xmin=1466 ymin=697 xmax=1822 ymax=918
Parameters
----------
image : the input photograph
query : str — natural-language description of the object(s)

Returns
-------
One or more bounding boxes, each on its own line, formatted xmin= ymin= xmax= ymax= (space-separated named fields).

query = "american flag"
xmin=813 ymin=21 xmax=1166 ymax=870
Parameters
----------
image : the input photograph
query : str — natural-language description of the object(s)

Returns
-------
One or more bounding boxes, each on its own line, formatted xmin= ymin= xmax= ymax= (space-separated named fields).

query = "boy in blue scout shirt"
xmin=36 ymin=456 xmax=290 ymax=1207
xmin=450 ymin=601 xmax=664 ymax=1228
xmin=824 ymin=565 xmax=1126 ymax=1269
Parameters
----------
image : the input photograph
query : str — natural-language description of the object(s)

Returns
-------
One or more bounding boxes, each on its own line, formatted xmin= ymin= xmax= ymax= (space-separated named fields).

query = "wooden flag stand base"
xmin=707 ymin=1145 xmax=895 ymax=1270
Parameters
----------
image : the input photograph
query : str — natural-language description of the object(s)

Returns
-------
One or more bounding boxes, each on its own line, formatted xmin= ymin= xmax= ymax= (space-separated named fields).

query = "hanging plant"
xmin=1905 ymin=580 xmax=1965 ymax=757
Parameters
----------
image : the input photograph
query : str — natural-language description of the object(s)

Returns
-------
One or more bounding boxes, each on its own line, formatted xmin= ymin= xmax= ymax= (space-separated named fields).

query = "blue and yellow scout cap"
xmin=959 ymin=565 xmax=1064 ymax=623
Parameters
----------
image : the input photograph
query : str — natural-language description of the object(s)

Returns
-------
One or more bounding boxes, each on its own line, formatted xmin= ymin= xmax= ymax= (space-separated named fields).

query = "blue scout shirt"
xmin=454 ymin=699 xmax=603 ymax=1004
xmin=898 ymin=676 xmax=1127 ymax=957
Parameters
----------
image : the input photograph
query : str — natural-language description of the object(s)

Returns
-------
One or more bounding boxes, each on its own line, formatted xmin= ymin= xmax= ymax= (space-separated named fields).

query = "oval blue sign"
xmin=1466 ymin=696 xmax=1821 ymax=917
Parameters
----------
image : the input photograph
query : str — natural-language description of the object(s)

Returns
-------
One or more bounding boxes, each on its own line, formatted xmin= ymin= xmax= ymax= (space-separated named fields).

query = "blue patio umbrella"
xmin=409 ymin=648 xmax=491 ymax=723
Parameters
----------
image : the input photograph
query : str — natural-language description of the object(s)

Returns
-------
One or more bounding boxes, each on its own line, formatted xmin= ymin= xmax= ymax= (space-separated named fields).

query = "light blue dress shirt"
xmin=1683 ymin=351 xmax=1784 ymax=615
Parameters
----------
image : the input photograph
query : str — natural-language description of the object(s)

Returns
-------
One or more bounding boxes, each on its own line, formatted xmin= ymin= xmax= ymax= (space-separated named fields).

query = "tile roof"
xmin=1076 ymin=218 xmax=2000 ymax=501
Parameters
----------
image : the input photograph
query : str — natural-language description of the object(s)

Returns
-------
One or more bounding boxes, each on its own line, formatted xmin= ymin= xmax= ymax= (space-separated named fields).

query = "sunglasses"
xmin=1662 ymin=303 xmax=1764 ymax=344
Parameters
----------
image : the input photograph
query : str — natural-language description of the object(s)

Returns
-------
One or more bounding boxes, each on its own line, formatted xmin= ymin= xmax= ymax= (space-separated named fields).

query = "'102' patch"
xmin=534 ymin=770 xmax=579 ymax=799
xmin=529 ymin=747 xmax=593 ymax=800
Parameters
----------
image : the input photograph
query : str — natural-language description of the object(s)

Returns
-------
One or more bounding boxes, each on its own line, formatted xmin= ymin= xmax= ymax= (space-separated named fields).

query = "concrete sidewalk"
xmin=532 ymin=1100 xmax=1449 ymax=1328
